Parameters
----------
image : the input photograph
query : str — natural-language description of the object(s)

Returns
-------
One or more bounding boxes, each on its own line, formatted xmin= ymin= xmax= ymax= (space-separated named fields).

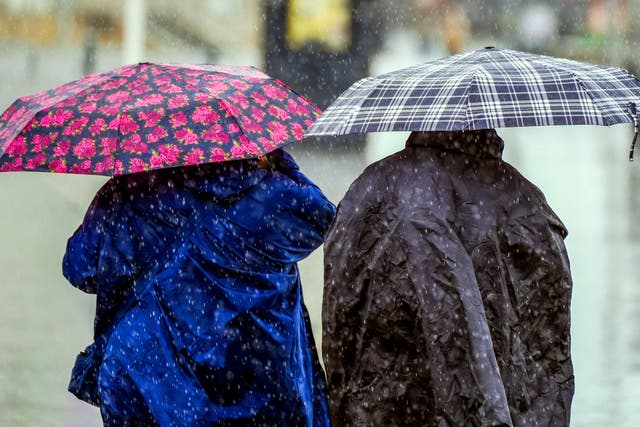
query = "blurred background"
xmin=1 ymin=0 xmax=639 ymax=425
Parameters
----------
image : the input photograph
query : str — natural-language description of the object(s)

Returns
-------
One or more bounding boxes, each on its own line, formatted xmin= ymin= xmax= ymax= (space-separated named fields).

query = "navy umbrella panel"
xmin=306 ymin=47 xmax=640 ymax=135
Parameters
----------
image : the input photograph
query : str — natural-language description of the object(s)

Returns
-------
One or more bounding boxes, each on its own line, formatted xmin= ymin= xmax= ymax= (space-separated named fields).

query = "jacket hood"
xmin=407 ymin=129 xmax=505 ymax=159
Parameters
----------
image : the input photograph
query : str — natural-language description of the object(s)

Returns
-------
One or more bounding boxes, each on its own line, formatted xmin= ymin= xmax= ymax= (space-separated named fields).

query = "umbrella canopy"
xmin=306 ymin=46 xmax=640 ymax=136
xmin=0 ymin=62 xmax=320 ymax=175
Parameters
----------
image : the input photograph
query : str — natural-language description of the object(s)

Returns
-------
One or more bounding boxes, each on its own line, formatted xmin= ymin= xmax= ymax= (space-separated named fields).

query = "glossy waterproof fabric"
xmin=63 ymin=150 xmax=335 ymax=426
xmin=322 ymin=131 xmax=575 ymax=427
xmin=0 ymin=63 xmax=320 ymax=175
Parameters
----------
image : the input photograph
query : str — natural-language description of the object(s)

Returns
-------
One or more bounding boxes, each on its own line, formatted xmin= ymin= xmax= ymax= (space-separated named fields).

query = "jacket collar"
xmin=406 ymin=129 xmax=505 ymax=159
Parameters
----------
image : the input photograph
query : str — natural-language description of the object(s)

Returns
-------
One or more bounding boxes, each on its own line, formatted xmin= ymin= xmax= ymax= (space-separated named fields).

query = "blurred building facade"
xmin=2 ymin=0 xmax=640 ymax=76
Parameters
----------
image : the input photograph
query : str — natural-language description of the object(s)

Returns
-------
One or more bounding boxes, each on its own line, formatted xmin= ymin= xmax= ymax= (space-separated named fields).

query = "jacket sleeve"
xmin=62 ymin=183 xmax=113 ymax=294
xmin=62 ymin=181 xmax=138 ymax=294
xmin=220 ymin=151 xmax=336 ymax=265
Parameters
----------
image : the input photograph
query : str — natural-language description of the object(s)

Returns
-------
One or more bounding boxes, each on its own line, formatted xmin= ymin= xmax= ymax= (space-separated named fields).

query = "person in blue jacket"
xmin=63 ymin=149 xmax=335 ymax=427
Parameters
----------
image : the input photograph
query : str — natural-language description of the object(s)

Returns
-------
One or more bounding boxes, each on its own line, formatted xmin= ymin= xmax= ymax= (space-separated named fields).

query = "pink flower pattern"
xmin=175 ymin=128 xmax=199 ymax=145
xmin=186 ymin=148 xmax=204 ymax=165
xmin=0 ymin=62 xmax=320 ymax=175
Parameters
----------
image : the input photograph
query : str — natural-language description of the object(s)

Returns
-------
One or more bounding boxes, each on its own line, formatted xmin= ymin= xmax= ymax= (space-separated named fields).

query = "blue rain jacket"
xmin=63 ymin=150 xmax=335 ymax=427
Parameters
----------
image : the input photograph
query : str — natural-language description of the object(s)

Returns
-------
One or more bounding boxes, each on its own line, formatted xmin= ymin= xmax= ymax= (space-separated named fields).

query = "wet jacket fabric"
xmin=63 ymin=150 xmax=335 ymax=427
xmin=322 ymin=131 xmax=574 ymax=427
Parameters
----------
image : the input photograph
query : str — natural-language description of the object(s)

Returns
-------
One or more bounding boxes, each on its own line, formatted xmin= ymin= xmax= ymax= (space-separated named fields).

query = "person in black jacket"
xmin=322 ymin=130 xmax=574 ymax=426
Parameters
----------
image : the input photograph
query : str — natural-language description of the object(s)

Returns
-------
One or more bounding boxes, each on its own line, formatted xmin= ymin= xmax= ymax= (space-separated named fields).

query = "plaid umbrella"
xmin=307 ymin=47 xmax=640 ymax=138
xmin=0 ymin=62 xmax=320 ymax=175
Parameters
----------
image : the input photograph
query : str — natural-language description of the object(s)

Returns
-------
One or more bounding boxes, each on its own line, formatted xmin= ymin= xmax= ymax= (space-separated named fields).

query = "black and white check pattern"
xmin=307 ymin=47 xmax=640 ymax=135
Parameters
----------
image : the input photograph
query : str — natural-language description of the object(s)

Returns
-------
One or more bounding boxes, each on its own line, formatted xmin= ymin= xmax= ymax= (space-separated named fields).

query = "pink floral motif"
xmin=130 ymin=157 xmax=146 ymax=173
xmin=159 ymin=84 xmax=182 ymax=94
xmin=241 ymin=116 xmax=264 ymax=134
xmin=5 ymin=136 xmax=27 ymax=156
xmin=135 ymin=93 xmax=164 ymax=107
xmin=132 ymin=84 xmax=152 ymax=95
xmin=170 ymin=112 xmax=188 ymax=128
xmin=224 ymin=102 xmax=242 ymax=116
xmin=148 ymin=126 xmax=168 ymax=143
xmin=158 ymin=144 xmax=180 ymax=164
xmin=32 ymin=133 xmax=56 ymax=152
xmin=195 ymin=93 xmax=213 ymax=103
xmin=150 ymin=155 xmax=164 ymax=167
xmin=50 ymin=159 xmax=67 ymax=173
xmin=54 ymin=140 xmax=71 ymax=156
xmin=94 ymin=161 xmax=107 ymax=174
xmin=79 ymin=102 xmax=97 ymax=114
xmin=263 ymin=84 xmax=287 ymax=100
xmin=86 ymin=92 xmax=104 ymax=102
xmin=114 ymin=159 xmax=124 ymax=174
xmin=238 ymin=135 xmax=260 ymax=155
xmin=192 ymin=106 xmax=219 ymax=124
xmin=1 ymin=157 xmax=22 ymax=171
xmin=139 ymin=110 xmax=163 ymax=127
xmin=185 ymin=77 xmax=199 ymax=87
xmin=205 ymin=81 xmax=229 ymax=95
xmin=267 ymin=121 xmax=289 ymax=144
xmin=230 ymin=145 xmax=245 ymax=157
xmin=287 ymin=98 xmax=310 ymax=115
xmin=202 ymin=124 xmax=230 ymax=143
xmin=108 ymin=117 xmax=120 ymax=130
xmin=258 ymin=136 xmax=276 ymax=151
xmin=229 ymin=94 xmax=249 ymax=109
xmin=251 ymin=107 xmax=265 ymax=123
xmin=168 ymin=94 xmax=189 ymax=109
xmin=155 ymin=75 xmax=172 ymax=85
xmin=63 ymin=117 xmax=89 ymax=136
xmin=252 ymin=92 xmax=268 ymax=107
xmin=120 ymin=68 xmax=137 ymax=77
xmin=230 ymin=79 xmax=250 ymax=91
xmin=291 ymin=122 xmax=305 ymax=140
xmin=107 ymin=90 xmax=130 ymax=103
xmin=101 ymin=137 xmax=118 ymax=155
xmin=55 ymin=110 xmax=74 ymax=125
xmin=268 ymin=105 xmax=290 ymax=120
xmin=99 ymin=102 xmax=123 ymax=115
xmin=73 ymin=138 xmax=96 ymax=159
xmin=175 ymin=128 xmax=198 ymax=145
xmin=122 ymin=134 xmax=148 ymax=153
xmin=227 ymin=123 xmax=240 ymax=134
xmin=59 ymin=97 xmax=78 ymax=107
xmin=89 ymin=118 xmax=107 ymax=134
xmin=26 ymin=153 xmax=46 ymax=169
xmin=210 ymin=147 xmax=226 ymax=162
xmin=69 ymin=160 xmax=92 ymax=174
xmin=117 ymin=115 xmax=139 ymax=134
xmin=186 ymin=148 xmax=204 ymax=165
xmin=98 ymin=79 xmax=127 ymax=92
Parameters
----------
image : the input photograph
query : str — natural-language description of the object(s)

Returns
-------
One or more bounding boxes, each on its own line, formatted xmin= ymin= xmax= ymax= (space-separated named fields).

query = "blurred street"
xmin=2 ymin=1 xmax=640 ymax=426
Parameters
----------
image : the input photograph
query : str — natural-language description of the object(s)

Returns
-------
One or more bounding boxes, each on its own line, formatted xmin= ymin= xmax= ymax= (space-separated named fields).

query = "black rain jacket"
xmin=322 ymin=130 xmax=574 ymax=427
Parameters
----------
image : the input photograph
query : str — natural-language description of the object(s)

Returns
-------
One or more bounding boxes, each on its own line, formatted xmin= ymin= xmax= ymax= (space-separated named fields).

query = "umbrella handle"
xmin=629 ymin=103 xmax=638 ymax=162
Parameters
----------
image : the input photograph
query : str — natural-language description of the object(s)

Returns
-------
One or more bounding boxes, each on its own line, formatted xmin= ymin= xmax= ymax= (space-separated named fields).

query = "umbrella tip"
xmin=484 ymin=46 xmax=496 ymax=50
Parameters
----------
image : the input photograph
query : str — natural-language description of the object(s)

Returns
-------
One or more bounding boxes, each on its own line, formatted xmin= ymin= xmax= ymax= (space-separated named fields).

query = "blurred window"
xmin=286 ymin=0 xmax=352 ymax=53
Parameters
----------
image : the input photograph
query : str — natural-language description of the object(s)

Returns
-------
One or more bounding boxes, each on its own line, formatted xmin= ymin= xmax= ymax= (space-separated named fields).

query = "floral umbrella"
xmin=0 ymin=62 xmax=320 ymax=175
